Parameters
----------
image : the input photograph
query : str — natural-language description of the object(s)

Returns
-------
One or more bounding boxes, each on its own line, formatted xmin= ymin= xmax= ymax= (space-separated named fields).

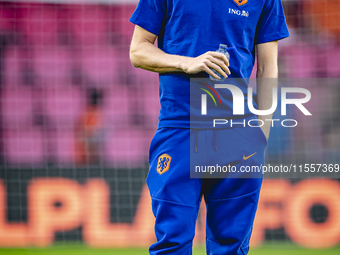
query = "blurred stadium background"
xmin=0 ymin=0 xmax=339 ymax=254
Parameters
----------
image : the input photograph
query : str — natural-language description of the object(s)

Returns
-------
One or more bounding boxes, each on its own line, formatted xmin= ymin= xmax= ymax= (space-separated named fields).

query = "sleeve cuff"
xmin=129 ymin=17 xmax=161 ymax=36
xmin=256 ymin=31 xmax=290 ymax=45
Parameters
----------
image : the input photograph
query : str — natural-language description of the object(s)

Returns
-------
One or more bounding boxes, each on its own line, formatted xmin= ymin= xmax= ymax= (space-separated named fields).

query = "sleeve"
xmin=255 ymin=0 xmax=290 ymax=45
xmin=129 ymin=0 xmax=167 ymax=36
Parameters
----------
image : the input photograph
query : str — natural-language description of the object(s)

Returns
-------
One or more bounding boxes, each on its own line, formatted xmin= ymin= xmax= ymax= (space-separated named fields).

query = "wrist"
xmin=174 ymin=55 xmax=190 ymax=73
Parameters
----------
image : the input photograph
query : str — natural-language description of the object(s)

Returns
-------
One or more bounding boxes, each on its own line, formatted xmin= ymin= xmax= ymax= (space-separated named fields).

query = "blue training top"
xmin=130 ymin=0 xmax=290 ymax=129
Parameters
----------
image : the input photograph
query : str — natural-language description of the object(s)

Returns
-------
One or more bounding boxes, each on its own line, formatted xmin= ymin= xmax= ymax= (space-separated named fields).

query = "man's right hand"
xmin=181 ymin=51 xmax=231 ymax=80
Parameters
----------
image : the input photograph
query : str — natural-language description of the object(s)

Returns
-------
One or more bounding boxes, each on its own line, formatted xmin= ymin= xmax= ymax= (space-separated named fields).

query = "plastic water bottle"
xmin=209 ymin=44 xmax=230 ymax=82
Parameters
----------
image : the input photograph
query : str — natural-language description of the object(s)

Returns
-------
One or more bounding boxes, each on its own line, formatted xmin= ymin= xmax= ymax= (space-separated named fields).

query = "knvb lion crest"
xmin=234 ymin=0 xmax=248 ymax=6
xmin=157 ymin=154 xmax=172 ymax=175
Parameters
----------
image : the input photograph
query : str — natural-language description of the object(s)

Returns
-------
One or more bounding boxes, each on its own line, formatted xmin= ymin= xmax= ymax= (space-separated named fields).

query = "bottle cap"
xmin=219 ymin=44 xmax=228 ymax=49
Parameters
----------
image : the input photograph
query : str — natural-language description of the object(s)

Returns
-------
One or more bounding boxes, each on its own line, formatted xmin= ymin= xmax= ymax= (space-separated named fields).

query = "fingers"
xmin=183 ymin=51 xmax=231 ymax=78
xmin=205 ymin=61 xmax=228 ymax=78
xmin=208 ymin=56 xmax=231 ymax=75
xmin=202 ymin=65 xmax=220 ymax=80
xmin=208 ymin=52 xmax=230 ymax=67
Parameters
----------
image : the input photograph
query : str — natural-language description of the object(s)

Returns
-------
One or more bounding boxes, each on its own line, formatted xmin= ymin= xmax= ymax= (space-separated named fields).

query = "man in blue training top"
xmin=129 ymin=0 xmax=289 ymax=254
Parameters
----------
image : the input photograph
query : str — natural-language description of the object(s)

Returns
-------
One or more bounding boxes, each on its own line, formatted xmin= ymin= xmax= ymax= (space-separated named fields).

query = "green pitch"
xmin=0 ymin=243 xmax=339 ymax=255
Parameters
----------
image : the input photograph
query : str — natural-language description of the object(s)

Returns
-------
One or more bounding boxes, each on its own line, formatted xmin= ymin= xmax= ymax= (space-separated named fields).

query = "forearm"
xmin=130 ymin=40 xmax=189 ymax=73
xmin=130 ymin=26 xmax=230 ymax=78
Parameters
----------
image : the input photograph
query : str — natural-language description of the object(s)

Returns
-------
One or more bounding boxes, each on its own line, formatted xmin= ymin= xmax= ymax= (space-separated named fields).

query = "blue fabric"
xmin=130 ymin=0 xmax=290 ymax=129
xmin=147 ymin=127 xmax=266 ymax=254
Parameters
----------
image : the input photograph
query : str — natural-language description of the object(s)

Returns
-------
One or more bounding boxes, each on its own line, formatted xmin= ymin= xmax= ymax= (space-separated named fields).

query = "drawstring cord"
xmin=194 ymin=129 xmax=217 ymax=152
xmin=215 ymin=129 xmax=217 ymax=151
xmin=195 ymin=129 xmax=198 ymax=153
